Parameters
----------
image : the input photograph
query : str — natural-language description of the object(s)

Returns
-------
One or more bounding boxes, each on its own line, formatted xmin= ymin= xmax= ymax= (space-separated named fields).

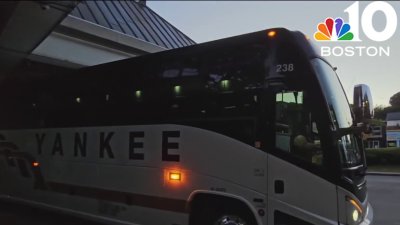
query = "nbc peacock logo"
xmin=314 ymin=17 xmax=354 ymax=41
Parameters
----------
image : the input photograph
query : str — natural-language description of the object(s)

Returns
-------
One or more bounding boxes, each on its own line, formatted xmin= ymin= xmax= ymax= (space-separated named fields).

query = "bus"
xmin=0 ymin=28 xmax=373 ymax=225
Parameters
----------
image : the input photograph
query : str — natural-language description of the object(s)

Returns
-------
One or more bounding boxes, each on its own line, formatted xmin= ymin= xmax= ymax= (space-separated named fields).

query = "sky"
xmin=148 ymin=1 xmax=400 ymax=107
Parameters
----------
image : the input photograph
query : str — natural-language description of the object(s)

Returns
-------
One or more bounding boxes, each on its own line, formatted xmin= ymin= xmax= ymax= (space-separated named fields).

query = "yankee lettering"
xmin=34 ymin=130 xmax=181 ymax=162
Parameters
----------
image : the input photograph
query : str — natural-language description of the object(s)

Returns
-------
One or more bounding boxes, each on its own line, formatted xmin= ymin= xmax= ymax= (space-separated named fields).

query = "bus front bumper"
xmin=360 ymin=203 xmax=373 ymax=225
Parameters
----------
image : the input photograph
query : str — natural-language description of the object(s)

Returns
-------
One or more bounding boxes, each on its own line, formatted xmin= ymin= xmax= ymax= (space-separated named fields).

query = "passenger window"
xmin=275 ymin=91 xmax=323 ymax=165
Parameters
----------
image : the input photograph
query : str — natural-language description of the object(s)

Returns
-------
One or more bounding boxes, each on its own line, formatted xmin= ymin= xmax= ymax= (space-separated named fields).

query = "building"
xmin=0 ymin=0 xmax=195 ymax=80
xmin=366 ymin=125 xmax=386 ymax=148
xmin=31 ymin=0 xmax=196 ymax=68
xmin=386 ymin=112 xmax=400 ymax=147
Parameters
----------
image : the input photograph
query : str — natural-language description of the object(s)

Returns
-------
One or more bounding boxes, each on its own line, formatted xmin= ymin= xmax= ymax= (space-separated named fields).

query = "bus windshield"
xmin=311 ymin=58 xmax=364 ymax=167
xmin=311 ymin=59 xmax=353 ymax=129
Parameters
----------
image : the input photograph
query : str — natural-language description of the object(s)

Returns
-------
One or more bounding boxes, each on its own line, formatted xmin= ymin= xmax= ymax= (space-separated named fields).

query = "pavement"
xmin=367 ymin=172 xmax=400 ymax=176
xmin=367 ymin=175 xmax=400 ymax=225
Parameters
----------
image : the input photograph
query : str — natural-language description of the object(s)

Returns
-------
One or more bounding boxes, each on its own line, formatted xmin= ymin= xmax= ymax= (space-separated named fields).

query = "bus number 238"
xmin=276 ymin=64 xmax=294 ymax=73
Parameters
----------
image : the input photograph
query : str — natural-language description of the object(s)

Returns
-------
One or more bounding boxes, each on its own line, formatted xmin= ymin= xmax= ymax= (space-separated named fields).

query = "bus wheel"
xmin=189 ymin=194 xmax=257 ymax=225
xmin=214 ymin=214 xmax=248 ymax=225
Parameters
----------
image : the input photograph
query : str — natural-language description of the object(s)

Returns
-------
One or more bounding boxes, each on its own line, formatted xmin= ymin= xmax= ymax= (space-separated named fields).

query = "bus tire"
xmin=189 ymin=194 xmax=257 ymax=225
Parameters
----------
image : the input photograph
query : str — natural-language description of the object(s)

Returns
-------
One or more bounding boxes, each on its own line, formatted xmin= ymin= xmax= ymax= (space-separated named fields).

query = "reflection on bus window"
xmin=275 ymin=91 xmax=323 ymax=165
xmin=182 ymin=68 xmax=199 ymax=77
xmin=162 ymin=69 xmax=180 ymax=78
xmin=338 ymin=134 xmax=362 ymax=167
xmin=276 ymin=91 xmax=303 ymax=104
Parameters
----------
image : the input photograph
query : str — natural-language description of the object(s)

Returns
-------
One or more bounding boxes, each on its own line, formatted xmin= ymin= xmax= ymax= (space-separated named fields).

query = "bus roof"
xmin=79 ymin=28 xmax=319 ymax=74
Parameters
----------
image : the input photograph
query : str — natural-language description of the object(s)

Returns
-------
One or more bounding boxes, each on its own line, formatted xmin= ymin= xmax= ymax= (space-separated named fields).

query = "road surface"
xmin=367 ymin=175 xmax=400 ymax=225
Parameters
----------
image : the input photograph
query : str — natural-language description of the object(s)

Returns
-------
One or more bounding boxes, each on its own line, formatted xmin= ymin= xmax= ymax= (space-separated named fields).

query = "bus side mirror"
xmin=353 ymin=84 xmax=373 ymax=124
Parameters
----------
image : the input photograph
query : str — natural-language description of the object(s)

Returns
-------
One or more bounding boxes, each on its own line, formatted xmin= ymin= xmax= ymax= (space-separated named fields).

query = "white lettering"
xmin=321 ymin=46 xmax=331 ymax=57
xmin=366 ymin=47 xmax=378 ymax=56
xmin=361 ymin=1 xmax=397 ymax=42
xmin=380 ymin=46 xmax=390 ymax=56
xmin=320 ymin=46 xmax=390 ymax=57
xmin=332 ymin=46 xmax=343 ymax=57
xmin=345 ymin=1 xmax=361 ymax=41
xmin=355 ymin=46 xmax=365 ymax=56
xmin=344 ymin=1 xmax=397 ymax=42
xmin=345 ymin=46 xmax=355 ymax=56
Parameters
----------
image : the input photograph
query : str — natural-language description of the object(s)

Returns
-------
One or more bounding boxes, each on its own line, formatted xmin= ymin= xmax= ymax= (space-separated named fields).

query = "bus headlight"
xmin=346 ymin=196 xmax=363 ymax=224
xmin=352 ymin=209 xmax=359 ymax=222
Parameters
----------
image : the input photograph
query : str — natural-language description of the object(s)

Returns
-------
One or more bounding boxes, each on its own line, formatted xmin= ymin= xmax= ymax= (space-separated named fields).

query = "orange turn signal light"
xmin=32 ymin=161 xmax=40 ymax=167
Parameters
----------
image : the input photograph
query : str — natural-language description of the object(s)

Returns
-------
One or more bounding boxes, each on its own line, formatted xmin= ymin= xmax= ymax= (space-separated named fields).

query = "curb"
xmin=367 ymin=172 xmax=400 ymax=176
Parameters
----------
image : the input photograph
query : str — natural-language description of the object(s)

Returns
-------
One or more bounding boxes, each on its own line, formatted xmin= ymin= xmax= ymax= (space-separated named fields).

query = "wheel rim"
xmin=214 ymin=215 xmax=247 ymax=225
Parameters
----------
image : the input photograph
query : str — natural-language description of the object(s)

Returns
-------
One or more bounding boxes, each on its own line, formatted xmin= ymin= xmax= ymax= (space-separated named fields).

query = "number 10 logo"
xmin=346 ymin=1 xmax=397 ymax=42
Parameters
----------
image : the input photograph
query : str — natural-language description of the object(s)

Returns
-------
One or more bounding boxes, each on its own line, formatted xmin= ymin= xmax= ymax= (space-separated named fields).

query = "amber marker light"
xmin=32 ymin=161 xmax=40 ymax=167
xmin=169 ymin=172 xmax=181 ymax=181
xmin=267 ymin=30 xmax=276 ymax=38
xmin=164 ymin=169 xmax=185 ymax=186
xmin=349 ymin=198 xmax=363 ymax=214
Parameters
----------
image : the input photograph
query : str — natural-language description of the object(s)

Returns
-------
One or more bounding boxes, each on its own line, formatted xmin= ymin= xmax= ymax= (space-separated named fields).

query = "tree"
xmin=370 ymin=92 xmax=400 ymax=121
xmin=389 ymin=92 xmax=400 ymax=107
xmin=373 ymin=104 xmax=400 ymax=121
xmin=374 ymin=105 xmax=386 ymax=120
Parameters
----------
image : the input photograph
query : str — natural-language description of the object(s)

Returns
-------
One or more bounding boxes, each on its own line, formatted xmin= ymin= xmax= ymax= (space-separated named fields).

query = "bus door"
xmin=267 ymin=89 xmax=339 ymax=225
